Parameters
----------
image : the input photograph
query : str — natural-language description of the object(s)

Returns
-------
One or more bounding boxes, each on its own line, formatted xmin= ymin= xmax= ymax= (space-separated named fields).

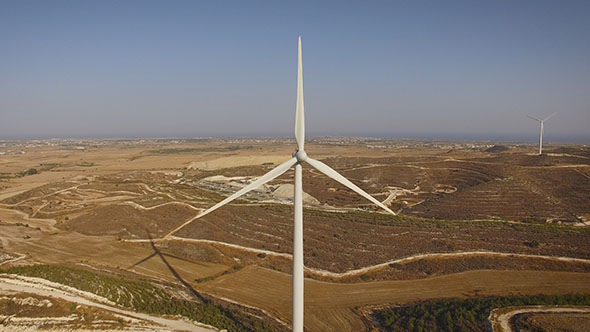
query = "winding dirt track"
xmin=127 ymin=236 xmax=590 ymax=278
xmin=0 ymin=274 xmax=216 ymax=332
xmin=3 ymin=171 xmax=590 ymax=331
xmin=121 ymin=201 xmax=203 ymax=211
xmin=7 ymin=179 xmax=590 ymax=277
xmin=197 ymin=267 xmax=590 ymax=332
xmin=489 ymin=306 xmax=590 ymax=332
xmin=0 ymin=253 xmax=26 ymax=267
xmin=0 ymin=207 xmax=58 ymax=232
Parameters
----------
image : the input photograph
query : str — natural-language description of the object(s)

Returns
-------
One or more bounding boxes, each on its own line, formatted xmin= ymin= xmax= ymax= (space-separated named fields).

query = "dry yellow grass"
xmin=0 ymin=223 xmax=229 ymax=284
xmin=198 ymin=266 xmax=590 ymax=332
xmin=2 ymin=139 xmax=590 ymax=331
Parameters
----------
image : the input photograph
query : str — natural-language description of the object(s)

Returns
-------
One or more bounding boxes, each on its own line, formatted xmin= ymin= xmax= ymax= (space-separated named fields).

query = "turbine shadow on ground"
xmin=130 ymin=231 xmax=208 ymax=304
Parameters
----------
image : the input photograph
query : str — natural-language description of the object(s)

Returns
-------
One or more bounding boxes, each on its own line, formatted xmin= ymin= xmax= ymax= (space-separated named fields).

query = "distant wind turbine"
xmin=527 ymin=113 xmax=557 ymax=155
xmin=165 ymin=36 xmax=395 ymax=332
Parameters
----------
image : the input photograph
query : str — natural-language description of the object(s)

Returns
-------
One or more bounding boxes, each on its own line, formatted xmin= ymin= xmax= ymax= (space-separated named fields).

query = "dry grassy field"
xmin=511 ymin=311 xmax=590 ymax=332
xmin=1 ymin=138 xmax=589 ymax=331
xmin=198 ymin=266 xmax=590 ymax=331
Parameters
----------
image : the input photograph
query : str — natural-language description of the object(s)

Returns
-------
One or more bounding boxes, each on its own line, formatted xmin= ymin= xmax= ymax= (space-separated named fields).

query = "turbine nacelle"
xmin=293 ymin=149 xmax=308 ymax=163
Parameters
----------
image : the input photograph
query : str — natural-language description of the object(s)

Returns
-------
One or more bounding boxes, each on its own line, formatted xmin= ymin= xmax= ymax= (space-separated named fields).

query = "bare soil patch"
xmin=67 ymin=204 xmax=195 ymax=238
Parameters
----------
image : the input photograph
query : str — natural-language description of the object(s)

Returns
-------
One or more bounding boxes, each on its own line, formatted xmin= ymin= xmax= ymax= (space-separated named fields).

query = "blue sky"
xmin=1 ymin=1 xmax=589 ymax=141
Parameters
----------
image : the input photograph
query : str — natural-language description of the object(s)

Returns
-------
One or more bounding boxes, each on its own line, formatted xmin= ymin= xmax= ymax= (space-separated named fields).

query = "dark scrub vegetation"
xmin=373 ymin=294 xmax=590 ymax=332
xmin=3 ymin=264 xmax=282 ymax=332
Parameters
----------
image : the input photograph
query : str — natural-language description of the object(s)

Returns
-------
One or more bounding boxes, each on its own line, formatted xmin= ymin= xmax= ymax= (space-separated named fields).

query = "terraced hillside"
xmin=1 ymin=139 xmax=589 ymax=332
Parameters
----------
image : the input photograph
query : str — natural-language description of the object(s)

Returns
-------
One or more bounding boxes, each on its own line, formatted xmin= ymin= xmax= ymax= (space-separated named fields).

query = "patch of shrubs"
xmin=2 ymin=264 xmax=278 ymax=332
xmin=20 ymin=168 xmax=38 ymax=176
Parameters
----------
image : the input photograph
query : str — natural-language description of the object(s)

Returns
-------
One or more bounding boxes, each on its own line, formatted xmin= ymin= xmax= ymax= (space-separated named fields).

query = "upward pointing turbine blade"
xmin=295 ymin=36 xmax=305 ymax=151
xmin=543 ymin=112 xmax=557 ymax=122
xmin=165 ymin=157 xmax=298 ymax=237
xmin=306 ymin=157 xmax=396 ymax=215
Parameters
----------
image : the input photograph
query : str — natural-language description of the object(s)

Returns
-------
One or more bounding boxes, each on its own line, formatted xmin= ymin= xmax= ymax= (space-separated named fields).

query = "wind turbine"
xmin=527 ymin=113 xmax=557 ymax=155
xmin=165 ymin=36 xmax=395 ymax=332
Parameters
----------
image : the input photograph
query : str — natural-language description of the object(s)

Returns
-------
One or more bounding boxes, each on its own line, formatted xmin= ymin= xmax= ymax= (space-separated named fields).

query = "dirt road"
xmin=489 ymin=306 xmax=590 ymax=332
xmin=0 ymin=274 xmax=217 ymax=331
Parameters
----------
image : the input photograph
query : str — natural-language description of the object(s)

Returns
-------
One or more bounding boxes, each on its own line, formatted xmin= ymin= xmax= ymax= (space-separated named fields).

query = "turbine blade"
xmin=306 ymin=157 xmax=396 ymax=215
xmin=527 ymin=115 xmax=542 ymax=122
xmin=165 ymin=157 xmax=297 ymax=237
xmin=295 ymin=36 xmax=305 ymax=151
xmin=543 ymin=112 xmax=557 ymax=122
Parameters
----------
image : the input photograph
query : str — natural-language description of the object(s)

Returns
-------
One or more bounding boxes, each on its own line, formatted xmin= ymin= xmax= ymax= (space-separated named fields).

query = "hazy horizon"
xmin=2 ymin=131 xmax=589 ymax=144
xmin=1 ymin=1 xmax=589 ymax=142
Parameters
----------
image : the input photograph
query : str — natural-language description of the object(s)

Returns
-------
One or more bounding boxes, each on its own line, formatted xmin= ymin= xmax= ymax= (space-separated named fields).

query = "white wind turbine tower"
xmin=527 ymin=113 xmax=557 ymax=155
xmin=165 ymin=36 xmax=395 ymax=332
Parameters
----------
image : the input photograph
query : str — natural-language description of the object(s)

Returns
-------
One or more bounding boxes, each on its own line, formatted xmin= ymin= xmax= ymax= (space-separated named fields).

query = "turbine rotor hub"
xmin=293 ymin=149 xmax=308 ymax=163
